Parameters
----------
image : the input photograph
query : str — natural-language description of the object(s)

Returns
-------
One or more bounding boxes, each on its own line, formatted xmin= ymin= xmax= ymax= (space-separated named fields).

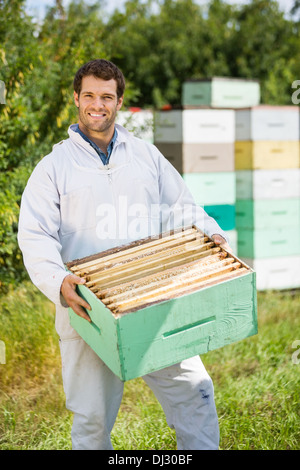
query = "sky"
xmin=25 ymin=0 xmax=296 ymax=20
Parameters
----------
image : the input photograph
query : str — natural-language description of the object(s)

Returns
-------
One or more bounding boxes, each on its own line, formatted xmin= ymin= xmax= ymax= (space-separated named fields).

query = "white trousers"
xmin=57 ymin=308 xmax=220 ymax=450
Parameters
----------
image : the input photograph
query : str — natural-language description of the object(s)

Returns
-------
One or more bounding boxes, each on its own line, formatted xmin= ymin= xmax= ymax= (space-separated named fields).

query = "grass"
xmin=0 ymin=281 xmax=299 ymax=450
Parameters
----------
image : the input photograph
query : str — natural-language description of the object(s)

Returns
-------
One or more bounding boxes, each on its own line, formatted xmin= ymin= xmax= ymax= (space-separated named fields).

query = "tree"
xmin=0 ymin=0 xmax=138 ymax=288
xmin=0 ymin=0 xmax=41 ymax=286
xmin=0 ymin=0 xmax=110 ymax=287
xmin=106 ymin=0 xmax=209 ymax=106
xmin=225 ymin=0 xmax=297 ymax=104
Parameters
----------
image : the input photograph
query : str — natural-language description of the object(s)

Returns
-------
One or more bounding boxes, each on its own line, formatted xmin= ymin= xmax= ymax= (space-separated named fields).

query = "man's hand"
xmin=211 ymin=234 xmax=233 ymax=254
xmin=61 ymin=274 xmax=92 ymax=322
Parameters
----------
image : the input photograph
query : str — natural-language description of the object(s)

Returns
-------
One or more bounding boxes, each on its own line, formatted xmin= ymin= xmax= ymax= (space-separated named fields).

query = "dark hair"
xmin=73 ymin=59 xmax=125 ymax=99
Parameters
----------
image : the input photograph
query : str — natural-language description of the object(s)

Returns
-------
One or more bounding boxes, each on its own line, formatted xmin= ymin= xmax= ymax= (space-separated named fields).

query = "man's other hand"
xmin=211 ymin=234 xmax=233 ymax=254
xmin=61 ymin=274 xmax=92 ymax=322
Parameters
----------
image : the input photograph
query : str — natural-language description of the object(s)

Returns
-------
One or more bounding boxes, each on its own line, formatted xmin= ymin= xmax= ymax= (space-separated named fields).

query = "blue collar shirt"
xmin=74 ymin=123 xmax=117 ymax=166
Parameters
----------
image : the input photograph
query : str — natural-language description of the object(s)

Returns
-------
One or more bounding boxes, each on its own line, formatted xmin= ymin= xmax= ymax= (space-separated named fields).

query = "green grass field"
xmin=0 ymin=281 xmax=299 ymax=450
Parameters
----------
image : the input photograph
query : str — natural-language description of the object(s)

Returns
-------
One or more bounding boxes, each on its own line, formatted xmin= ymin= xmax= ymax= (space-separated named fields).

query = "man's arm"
xmin=18 ymin=159 xmax=91 ymax=317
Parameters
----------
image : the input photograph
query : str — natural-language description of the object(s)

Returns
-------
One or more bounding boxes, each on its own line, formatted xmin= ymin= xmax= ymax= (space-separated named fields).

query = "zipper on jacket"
xmin=105 ymin=164 xmax=112 ymax=184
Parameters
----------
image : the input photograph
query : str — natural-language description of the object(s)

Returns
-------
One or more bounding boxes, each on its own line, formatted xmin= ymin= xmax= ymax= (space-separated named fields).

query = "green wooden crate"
xmin=203 ymin=205 xmax=236 ymax=231
xmin=236 ymin=199 xmax=300 ymax=230
xmin=66 ymin=227 xmax=257 ymax=381
xmin=183 ymin=172 xmax=236 ymax=205
xmin=237 ymin=227 xmax=300 ymax=259
xmin=182 ymin=77 xmax=260 ymax=108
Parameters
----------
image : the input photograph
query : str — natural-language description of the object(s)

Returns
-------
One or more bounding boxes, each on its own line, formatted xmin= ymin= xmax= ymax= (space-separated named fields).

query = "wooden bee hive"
xmin=66 ymin=226 xmax=257 ymax=381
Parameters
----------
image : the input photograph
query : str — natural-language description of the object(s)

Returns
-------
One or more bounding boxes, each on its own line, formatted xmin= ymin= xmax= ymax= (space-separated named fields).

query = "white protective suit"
xmin=18 ymin=123 xmax=227 ymax=450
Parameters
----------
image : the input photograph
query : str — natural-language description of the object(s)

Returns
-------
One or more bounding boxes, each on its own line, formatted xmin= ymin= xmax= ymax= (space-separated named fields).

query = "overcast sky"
xmin=25 ymin=0 xmax=296 ymax=19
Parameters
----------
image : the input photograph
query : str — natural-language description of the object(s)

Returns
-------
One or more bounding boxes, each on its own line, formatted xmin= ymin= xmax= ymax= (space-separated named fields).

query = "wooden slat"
xmin=101 ymin=257 xmax=235 ymax=306
xmin=67 ymin=226 xmax=251 ymax=317
xmin=97 ymin=251 xmax=227 ymax=298
xmin=113 ymin=266 xmax=248 ymax=314
xmin=87 ymin=247 xmax=222 ymax=291
xmin=85 ymin=239 xmax=213 ymax=284
xmin=75 ymin=233 xmax=206 ymax=276
xmin=70 ymin=227 xmax=200 ymax=274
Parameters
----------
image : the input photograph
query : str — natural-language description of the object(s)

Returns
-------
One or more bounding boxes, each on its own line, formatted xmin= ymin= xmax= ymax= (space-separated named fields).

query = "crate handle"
xmin=200 ymin=155 xmax=218 ymax=160
xmin=90 ymin=321 xmax=101 ymax=336
xmin=163 ymin=316 xmax=216 ymax=338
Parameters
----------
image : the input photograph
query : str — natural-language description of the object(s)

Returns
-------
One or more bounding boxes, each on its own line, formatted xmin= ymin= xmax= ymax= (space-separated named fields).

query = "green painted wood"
xmin=203 ymin=204 xmax=236 ymax=231
xmin=116 ymin=272 xmax=257 ymax=380
xmin=183 ymin=172 xmax=236 ymax=205
xmin=182 ymin=78 xmax=260 ymax=108
xmin=211 ymin=80 xmax=260 ymax=108
xmin=236 ymin=199 xmax=300 ymax=230
xmin=68 ymin=284 xmax=122 ymax=378
xmin=182 ymin=81 xmax=211 ymax=107
xmin=237 ymin=227 xmax=300 ymax=258
xmin=68 ymin=270 xmax=257 ymax=381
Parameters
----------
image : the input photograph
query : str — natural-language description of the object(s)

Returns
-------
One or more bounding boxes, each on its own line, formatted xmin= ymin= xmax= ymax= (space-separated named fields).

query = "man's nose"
xmin=91 ymin=96 xmax=106 ymax=108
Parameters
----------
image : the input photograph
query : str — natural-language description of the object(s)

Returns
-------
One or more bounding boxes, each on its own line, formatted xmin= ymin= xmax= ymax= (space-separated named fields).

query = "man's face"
xmin=74 ymin=75 xmax=123 ymax=137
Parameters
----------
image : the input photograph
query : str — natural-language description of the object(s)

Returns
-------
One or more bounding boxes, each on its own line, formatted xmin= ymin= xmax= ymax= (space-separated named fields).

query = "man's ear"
xmin=117 ymin=95 xmax=124 ymax=111
xmin=74 ymin=91 xmax=79 ymax=108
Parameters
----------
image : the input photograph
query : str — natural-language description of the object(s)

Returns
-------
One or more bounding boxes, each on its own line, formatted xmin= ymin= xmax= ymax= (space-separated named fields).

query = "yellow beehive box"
xmin=235 ymin=141 xmax=300 ymax=170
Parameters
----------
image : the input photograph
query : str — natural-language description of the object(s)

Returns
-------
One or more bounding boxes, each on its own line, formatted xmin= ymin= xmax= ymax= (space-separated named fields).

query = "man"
xmin=18 ymin=59 xmax=231 ymax=450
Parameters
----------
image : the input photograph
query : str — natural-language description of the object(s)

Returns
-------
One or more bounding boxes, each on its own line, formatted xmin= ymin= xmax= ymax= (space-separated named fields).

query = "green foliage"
xmin=1 ymin=0 xmax=300 ymax=288
xmin=0 ymin=0 xmax=108 ymax=288
xmin=107 ymin=0 xmax=300 ymax=106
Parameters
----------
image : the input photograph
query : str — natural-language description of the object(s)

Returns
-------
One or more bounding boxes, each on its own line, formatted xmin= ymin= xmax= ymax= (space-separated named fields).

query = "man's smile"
xmin=88 ymin=112 xmax=107 ymax=119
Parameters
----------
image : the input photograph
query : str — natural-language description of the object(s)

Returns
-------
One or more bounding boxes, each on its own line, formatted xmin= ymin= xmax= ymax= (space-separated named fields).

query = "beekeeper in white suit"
xmin=18 ymin=59 xmax=231 ymax=451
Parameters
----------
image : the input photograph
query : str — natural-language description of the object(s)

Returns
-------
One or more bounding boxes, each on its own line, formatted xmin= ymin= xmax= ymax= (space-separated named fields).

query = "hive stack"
xmin=154 ymin=78 xmax=261 ymax=253
xmin=235 ymin=105 xmax=300 ymax=290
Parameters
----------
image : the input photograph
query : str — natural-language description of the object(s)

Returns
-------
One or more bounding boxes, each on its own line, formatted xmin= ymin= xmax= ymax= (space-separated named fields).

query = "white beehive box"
xmin=236 ymin=169 xmax=300 ymax=200
xmin=243 ymin=256 xmax=300 ymax=291
xmin=235 ymin=105 xmax=299 ymax=141
xmin=154 ymin=109 xmax=235 ymax=143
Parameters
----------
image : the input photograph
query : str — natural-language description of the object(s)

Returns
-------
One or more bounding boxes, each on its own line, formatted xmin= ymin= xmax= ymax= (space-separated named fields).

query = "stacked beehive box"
xmin=154 ymin=108 xmax=236 ymax=250
xmin=235 ymin=105 xmax=300 ymax=290
xmin=154 ymin=78 xmax=261 ymax=253
xmin=66 ymin=226 xmax=257 ymax=381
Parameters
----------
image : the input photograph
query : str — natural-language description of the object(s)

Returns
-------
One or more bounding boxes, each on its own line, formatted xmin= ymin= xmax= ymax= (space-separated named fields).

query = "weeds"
xmin=0 ymin=283 xmax=299 ymax=450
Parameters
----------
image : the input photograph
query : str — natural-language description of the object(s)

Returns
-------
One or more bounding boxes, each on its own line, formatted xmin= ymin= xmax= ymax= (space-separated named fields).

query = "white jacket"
xmin=18 ymin=124 xmax=228 ymax=308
